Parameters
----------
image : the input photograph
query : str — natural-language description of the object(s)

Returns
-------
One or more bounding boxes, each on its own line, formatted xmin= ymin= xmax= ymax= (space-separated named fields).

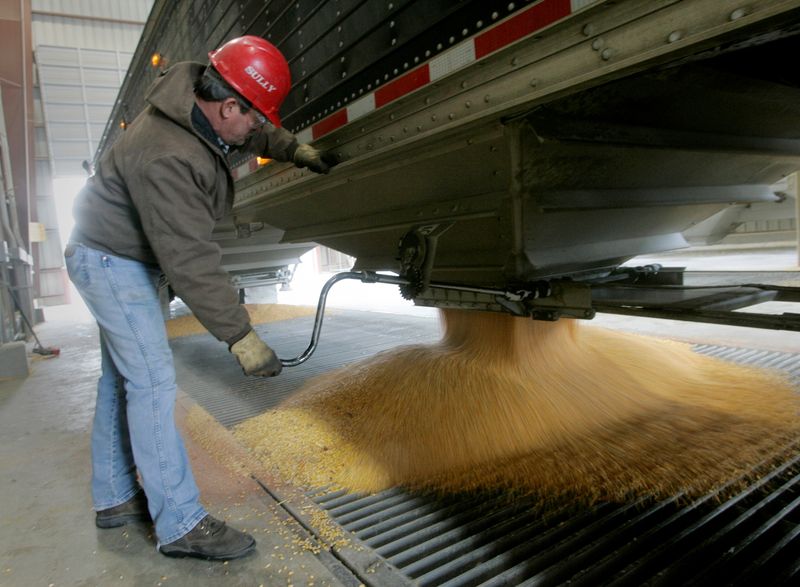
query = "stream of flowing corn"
xmin=234 ymin=309 xmax=800 ymax=502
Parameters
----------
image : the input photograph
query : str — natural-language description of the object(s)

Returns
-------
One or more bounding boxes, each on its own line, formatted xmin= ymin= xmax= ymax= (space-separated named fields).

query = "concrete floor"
xmin=1 ymin=243 xmax=798 ymax=586
xmin=0 ymin=319 xmax=353 ymax=587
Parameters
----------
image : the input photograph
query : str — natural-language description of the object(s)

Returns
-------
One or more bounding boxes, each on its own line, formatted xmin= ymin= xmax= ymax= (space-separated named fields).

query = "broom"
xmin=6 ymin=286 xmax=60 ymax=357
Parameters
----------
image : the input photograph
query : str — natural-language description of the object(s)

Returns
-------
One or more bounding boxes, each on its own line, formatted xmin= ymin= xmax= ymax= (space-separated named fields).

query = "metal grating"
xmin=693 ymin=344 xmax=800 ymax=385
xmin=171 ymin=309 xmax=440 ymax=427
xmin=307 ymin=341 xmax=800 ymax=586
xmin=173 ymin=312 xmax=800 ymax=585
xmin=312 ymin=452 xmax=800 ymax=586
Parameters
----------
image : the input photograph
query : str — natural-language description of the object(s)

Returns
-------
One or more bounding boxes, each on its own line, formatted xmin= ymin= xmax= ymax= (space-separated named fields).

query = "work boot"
xmin=95 ymin=491 xmax=150 ymax=528
xmin=158 ymin=515 xmax=256 ymax=561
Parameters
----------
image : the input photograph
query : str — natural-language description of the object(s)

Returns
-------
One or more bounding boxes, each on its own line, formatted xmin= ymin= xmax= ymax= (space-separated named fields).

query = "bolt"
xmin=511 ymin=57 xmax=519 ymax=66
xmin=591 ymin=37 xmax=605 ymax=51
xmin=667 ymin=30 xmax=683 ymax=43
xmin=448 ymin=113 xmax=456 ymax=120
xmin=484 ymin=94 xmax=491 ymax=103
xmin=582 ymin=23 xmax=595 ymax=36
xmin=730 ymin=8 xmax=747 ymax=21
xmin=601 ymin=48 xmax=614 ymax=61
xmin=530 ymin=78 xmax=538 ymax=87
xmin=465 ymin=100 xmax=472 ymax=108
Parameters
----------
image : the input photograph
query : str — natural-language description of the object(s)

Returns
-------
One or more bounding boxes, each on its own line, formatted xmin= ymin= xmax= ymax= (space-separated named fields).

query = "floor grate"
xmin=173 ymin=311 xmax=800 ymax=585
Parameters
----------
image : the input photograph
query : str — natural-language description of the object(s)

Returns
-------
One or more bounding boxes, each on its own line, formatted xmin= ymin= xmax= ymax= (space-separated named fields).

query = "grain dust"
xmin=234 ymin=309 xmax=800 ymax=502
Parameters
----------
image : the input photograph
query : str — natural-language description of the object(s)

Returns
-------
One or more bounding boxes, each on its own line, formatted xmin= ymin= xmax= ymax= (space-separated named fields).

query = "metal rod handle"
xmin=277 ymin=270 xmax=527 ymax=367
xmin=279 ymin=271 xmax=405 ymax=367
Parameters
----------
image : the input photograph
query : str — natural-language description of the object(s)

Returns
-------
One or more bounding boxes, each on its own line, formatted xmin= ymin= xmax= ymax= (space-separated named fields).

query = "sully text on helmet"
xmin=244 ymin=65 xmax=278 ymax=92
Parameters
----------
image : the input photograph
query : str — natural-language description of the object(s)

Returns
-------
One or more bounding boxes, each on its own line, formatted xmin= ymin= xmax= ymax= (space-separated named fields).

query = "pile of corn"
xmin=234 ymin=309 xmax=800 ymax=502
xmin=166 ymin=303 xmax=314 ymax=339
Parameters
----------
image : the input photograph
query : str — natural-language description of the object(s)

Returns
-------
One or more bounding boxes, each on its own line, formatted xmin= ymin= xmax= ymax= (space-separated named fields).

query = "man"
xmin=65 ymin=36 xmax=337 ymax=560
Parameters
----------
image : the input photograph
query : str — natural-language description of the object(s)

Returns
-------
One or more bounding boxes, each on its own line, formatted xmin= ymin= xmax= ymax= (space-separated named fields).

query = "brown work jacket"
xmin=71 ymin=61 xmax=298 ymax=344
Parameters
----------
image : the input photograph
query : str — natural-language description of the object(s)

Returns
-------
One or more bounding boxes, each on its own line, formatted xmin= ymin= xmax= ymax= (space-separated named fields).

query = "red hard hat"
xmin=208 ymin=35 xmax=291 ymax=127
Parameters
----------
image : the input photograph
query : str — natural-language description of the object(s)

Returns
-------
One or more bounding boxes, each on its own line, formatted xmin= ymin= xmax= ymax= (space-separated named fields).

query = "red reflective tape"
xmin=475 ymin=0 xmax=571 ymax=59
xmin=375 ymin=65 xmax=431 ymax=108
xmin=312 ymin=109 xmax=349 ymax=139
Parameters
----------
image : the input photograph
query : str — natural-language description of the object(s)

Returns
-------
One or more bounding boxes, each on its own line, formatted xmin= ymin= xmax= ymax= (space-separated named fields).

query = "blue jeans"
xmin=65 ymin=243 xmax=206 ymax=544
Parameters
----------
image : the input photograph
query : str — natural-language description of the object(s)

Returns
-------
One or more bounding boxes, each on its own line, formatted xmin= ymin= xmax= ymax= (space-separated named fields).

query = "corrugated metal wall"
xmin=36 ymin=45 xmax=132 ymax=176
xmin=32 ymin=80 xmax=65 ymax=305
xmin=29 ymin=0 xmax=153 ymax=305
xmin=32 ymin=0 xmax=152 ymax=176
xmin=33 ymin=0 xmax=153 ymax=52
xmin=33 ymin=0 xmax=150 ymax=20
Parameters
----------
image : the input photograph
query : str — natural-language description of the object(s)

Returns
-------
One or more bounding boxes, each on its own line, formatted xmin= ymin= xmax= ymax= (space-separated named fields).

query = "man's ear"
xmin=220 ymin=97 xmax=239 ymax=120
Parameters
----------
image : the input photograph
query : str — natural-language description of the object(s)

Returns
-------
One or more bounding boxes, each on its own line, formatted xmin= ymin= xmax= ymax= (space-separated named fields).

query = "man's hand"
xmin=293 ymin=144 xmax=339 ymax=174
xmin=230 ymin=330 xmax=282 ymax=377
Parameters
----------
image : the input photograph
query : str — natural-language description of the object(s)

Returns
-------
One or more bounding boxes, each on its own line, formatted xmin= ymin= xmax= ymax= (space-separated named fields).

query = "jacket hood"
xmin=145 ymin=61 xmax=204 ymax=133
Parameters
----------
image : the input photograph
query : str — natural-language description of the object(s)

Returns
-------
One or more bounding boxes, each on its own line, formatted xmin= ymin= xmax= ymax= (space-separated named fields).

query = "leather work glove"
xmin=293 ymin=143 xmax=340 ymax=174
xmin=230 ymin=330 xmax=283 ymax=377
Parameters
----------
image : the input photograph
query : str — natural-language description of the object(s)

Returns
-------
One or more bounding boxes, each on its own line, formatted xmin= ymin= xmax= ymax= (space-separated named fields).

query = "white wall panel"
xmin=37 ymin=269 xmax=67 ymax=299
xmin=45 ymin=103 xmax=84 ymax=120
xmin=34 ymin=125 xmax=49 ymax=157
xmin=42 ymin=84 xmax=84 ymax=103
xmin=86 ymin=104 xmax=112 ymax=122
xmin=51 ymin=141 xmax=89 ymax=158
xmin=31 ymin=1 xmax=150 ymax=178
xmin=37 ymin=44 xmax=133 ymax=176
xmin=89 ymin=123 xmax=106 ymax=142
xmin=48 ymin=122 xmax=87 ymax=141
xmin=32 ymin=0 xmax=154 ymax=22
xmin=84 ymin=86 xmax=121 ymax=104
xmin=35 ymin=197 xmax=59 ymax=228
xmin=53 ymin=159 xmax=79 ymax=176
xmin=34 ymin=160 xmax=52 ymax=190
xmin=29 ymin=0 xmax=153 ymax=304
xmin=35 ymin=45 xmax=80 ymax=67
xmin=32 ymin=14 xmax=145 ymax=51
